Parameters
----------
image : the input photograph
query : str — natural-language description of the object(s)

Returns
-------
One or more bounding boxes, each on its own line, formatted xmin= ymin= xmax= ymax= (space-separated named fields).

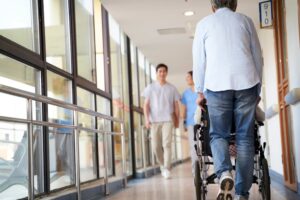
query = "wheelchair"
xmin=193 ymin=104 xmax=271 ymax=200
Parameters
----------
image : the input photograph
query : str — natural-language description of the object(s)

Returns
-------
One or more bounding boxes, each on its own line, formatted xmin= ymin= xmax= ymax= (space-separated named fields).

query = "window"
xmin=47 ymin=71 xmax=74 ymax=190
xmin=138 ymin=50 xmax=146 ymax=106
xmin=130 ymin=44 xmax=139 ymax=106
xmin=0 ymin=0 xmax=39 ymax=53
xmin=94 ymin=1 xmax=106 ymax=91
xmin=0 ymin=54 xmax=43 ymax=197
xmin=120 ymin=33 xmax=132 ymax=175
xmin=77 ymin=87 xmax=97 ymax=182
xmin=145 ymin=59 xmax=151 ymax=85
xmin=75 ymin=0 xmax=96 ymax=82
xmin=133 ymin=112 xmax=143 ymax=169
xmin=44 ymin=0 xmax=71 ymax=72
xmin=96 ymin=96 xmax=113 ymax=176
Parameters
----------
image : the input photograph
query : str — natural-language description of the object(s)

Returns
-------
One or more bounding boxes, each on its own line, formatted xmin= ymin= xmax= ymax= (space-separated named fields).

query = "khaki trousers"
xmin=150 ymin=122 xmax=173 ymax=170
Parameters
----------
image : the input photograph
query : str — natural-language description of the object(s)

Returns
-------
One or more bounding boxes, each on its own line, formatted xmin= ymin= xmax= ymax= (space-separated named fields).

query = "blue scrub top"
xmin=181 ymin=88 xmax=198 ymax=126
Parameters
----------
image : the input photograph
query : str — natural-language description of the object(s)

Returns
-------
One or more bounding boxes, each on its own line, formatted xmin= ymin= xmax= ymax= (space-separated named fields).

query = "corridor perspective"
xmin=0 ymin=0 xmax=300 ymax=200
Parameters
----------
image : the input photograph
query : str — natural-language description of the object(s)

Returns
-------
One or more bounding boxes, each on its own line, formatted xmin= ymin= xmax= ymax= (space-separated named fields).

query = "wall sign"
xmin=259 ymin=1 xmax=273 ymax=28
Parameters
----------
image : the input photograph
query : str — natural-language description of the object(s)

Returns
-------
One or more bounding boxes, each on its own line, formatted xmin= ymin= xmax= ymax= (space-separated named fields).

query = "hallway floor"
xmin=105 ymin=162 xmax=300 ymax=200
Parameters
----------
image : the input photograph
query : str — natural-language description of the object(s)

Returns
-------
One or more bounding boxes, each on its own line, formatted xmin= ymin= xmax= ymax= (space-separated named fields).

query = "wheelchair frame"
xmin=193 ymin=105 xmax=271 ymax=200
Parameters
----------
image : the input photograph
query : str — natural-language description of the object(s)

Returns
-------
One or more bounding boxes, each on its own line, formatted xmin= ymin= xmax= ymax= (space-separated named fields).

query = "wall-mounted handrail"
xmin=0 ymin=84 xmax=123 ymax=123
xmin=0 ymin=84 xmax=126 ymax=200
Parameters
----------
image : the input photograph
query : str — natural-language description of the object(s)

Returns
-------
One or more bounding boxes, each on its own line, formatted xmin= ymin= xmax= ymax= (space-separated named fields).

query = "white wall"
xmin=285 ymin=0 xmax=300 ymax=184
xmin=258 ymin=28 xmax=284 ymax=175
xmin=259 ymin=0 xmax=300 ymax=185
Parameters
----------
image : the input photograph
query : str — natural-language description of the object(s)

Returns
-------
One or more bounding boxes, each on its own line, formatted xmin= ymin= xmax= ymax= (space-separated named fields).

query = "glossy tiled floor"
xmin=105 ymin=162 xmax=300 ymax=200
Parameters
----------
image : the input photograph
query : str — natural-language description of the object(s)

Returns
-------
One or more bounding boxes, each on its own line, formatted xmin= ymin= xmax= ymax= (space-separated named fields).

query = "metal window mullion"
xmin=103 ymin=130 xmax=109 ymax=195
xmin=27 ymin=99 xmax=35 ymax=200
xmin=121 ymin=123 xmax=127 ymax=187
xmin=74 ymin=110 xmax=81 ymax=200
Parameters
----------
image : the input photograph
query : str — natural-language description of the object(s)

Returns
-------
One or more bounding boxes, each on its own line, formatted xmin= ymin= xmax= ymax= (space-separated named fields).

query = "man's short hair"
xmin=156 ymin=63 xmax=168 ymax=72
xmin=188 ymin=70 xmax=193 ymax=77
xmin=210 ymin=0 xmax=237 ymax=10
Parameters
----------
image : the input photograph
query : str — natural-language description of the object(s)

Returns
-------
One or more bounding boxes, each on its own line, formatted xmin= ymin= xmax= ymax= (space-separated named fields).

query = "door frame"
xmin=273 ymin=0 xmax=298 ymax=192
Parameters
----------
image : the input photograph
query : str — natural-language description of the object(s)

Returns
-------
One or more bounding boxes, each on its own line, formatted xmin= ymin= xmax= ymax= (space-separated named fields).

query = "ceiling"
xmin=101 ymin=0 xmax=260 ymax=92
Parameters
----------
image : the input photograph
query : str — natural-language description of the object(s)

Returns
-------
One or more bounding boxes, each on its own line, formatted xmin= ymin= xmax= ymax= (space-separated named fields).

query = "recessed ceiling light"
xmin=184 ymin=11 xmax=194 ymax=16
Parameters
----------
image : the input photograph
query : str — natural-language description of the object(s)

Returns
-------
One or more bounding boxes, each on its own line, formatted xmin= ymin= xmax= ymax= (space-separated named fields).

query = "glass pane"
xmin=0 ymin=123 xmax=28 ymax=199
xmin=96 ymin=96 xmax=112 ymax=177
xmin=33 ymin=125 xmax=44 ymax=194
xmin=0 ymin=54 xmax=41 ymax=119
xmin=44 ymin=0 xmax=71 ymax=72
xmin=0 ymin=54 xmax=41 ymax=93
xmin=47 ymin=71 xmax=72 ymax=103
xmin=77 ymin=87 xmax=95 ymax=129
xmin=79 ymin=131 xmax=97 ymax=182
xmin=138 ymin=50 xmax=146 ymax=106
xmin=134 ymin=112 xmax=143 ymax=169
xmin=97 ymin=96 xmax=111 ymax=115
xmin=0 ymin=0 xmax=39 ymax=53
xmin=49 ymin=125 xmax=75 ymax=190
xmin=109 ymin=15 xmax=122 ymax=104
xmin=120 ymin=33 xmax=132 ymax=175
xmin=77 ymin=87 xmax=97 ymax=182
xmin=109 ymin=15 xmax=125 ymax=177
xmin=145 ymin=60 xmax=151 ymax=86
xmin=151 ymin=64 xmax=156 ymax=81
xmin=130 ymin=44 xmax=139 ymax=106
xmin=75 ymin=0 xmax=96 ymax=82
xmin=94 ymin=1 xmax=105 ymax=91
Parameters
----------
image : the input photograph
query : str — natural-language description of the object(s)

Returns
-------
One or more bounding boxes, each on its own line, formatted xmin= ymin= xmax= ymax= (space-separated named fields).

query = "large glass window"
xmin=0 ymin=54 xmax=41 ymax=119
xmin=0 ymin=54 xmax=43 ymax=198
xmin=96 ymin=96 xmax=113 ymax=177
xmin=0 ymin=0 xmax=39 ymax=53
xmin=138 ymin=50 xmax=146 ymax=106
xmin=109 ymin=15 xmax=124 ymax=177
xmin=120 ymin=33 xmax=133 ymax=175
xmin=75 ymin=0 xmax=96 ymax=82
xmin=130 ymin=44 xmax=139 ymax=106
xmin=133 ymin=112 xmax=143 ymax=169
xmin=77 ymin=87 xmax=97 ymax=182
xmin=47 ymin=71 xmax=72 ymax=103
xmin=47 ymin=71 xmax=74 ymax=190
xmin=145 ymin=59 xmax=151 ymax=86
xmin=94 ymin=1 xmax=106 ymax=91
xmin=44 ymin=0 xmax=71 ymax=72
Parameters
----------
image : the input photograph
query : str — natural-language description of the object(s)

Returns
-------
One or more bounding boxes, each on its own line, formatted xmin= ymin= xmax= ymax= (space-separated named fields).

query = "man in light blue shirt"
xmin=193 ymin=0 xmax=263 ymax=199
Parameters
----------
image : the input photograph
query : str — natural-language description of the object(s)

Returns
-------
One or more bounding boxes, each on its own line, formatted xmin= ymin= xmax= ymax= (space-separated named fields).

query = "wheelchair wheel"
xmin=260 ymin=158 xmax=271 ymax=200
xmin=194 ymin=161 xmax=206 ymax=200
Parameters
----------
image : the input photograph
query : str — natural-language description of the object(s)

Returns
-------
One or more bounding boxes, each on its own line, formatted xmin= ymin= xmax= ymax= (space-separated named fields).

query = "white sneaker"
xmin=160 ymin=166 xmax=165 ymax=177
xmin=234 ymin=195 xmax=248 ymax=200
xmin=217 ymin=171 xmax=234 ymax=200
xmin=163 ymin=169 xmax=171 ymax=179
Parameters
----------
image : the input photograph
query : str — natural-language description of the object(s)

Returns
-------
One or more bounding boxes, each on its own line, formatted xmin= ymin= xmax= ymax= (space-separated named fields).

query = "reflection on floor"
xmin=105 ymin=162 xmax=300 ymax=200
xmin=0 ymin=184 xmax=27 ymax=200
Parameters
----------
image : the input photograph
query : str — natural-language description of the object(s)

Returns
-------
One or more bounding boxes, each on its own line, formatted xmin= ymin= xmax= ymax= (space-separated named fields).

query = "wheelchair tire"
xmin=260 ymin=158 xmax=271 ymax=200
xmin=194 ymin=161 xmax=206 ymax=200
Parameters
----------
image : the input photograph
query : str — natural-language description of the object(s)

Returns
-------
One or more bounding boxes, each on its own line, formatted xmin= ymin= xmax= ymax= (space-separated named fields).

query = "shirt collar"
xmin=215 ymin=7 xmax=232 ymax=13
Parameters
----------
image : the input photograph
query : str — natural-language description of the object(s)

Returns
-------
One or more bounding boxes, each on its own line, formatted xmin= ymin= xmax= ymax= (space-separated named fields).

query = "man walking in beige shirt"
xmin=142 ymin=63 xmax=180 ymax=179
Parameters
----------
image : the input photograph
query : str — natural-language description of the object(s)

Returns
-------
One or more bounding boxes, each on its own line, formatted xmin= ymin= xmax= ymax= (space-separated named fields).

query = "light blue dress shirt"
xmin=193 ymin=8 xmax=263 ymax=94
